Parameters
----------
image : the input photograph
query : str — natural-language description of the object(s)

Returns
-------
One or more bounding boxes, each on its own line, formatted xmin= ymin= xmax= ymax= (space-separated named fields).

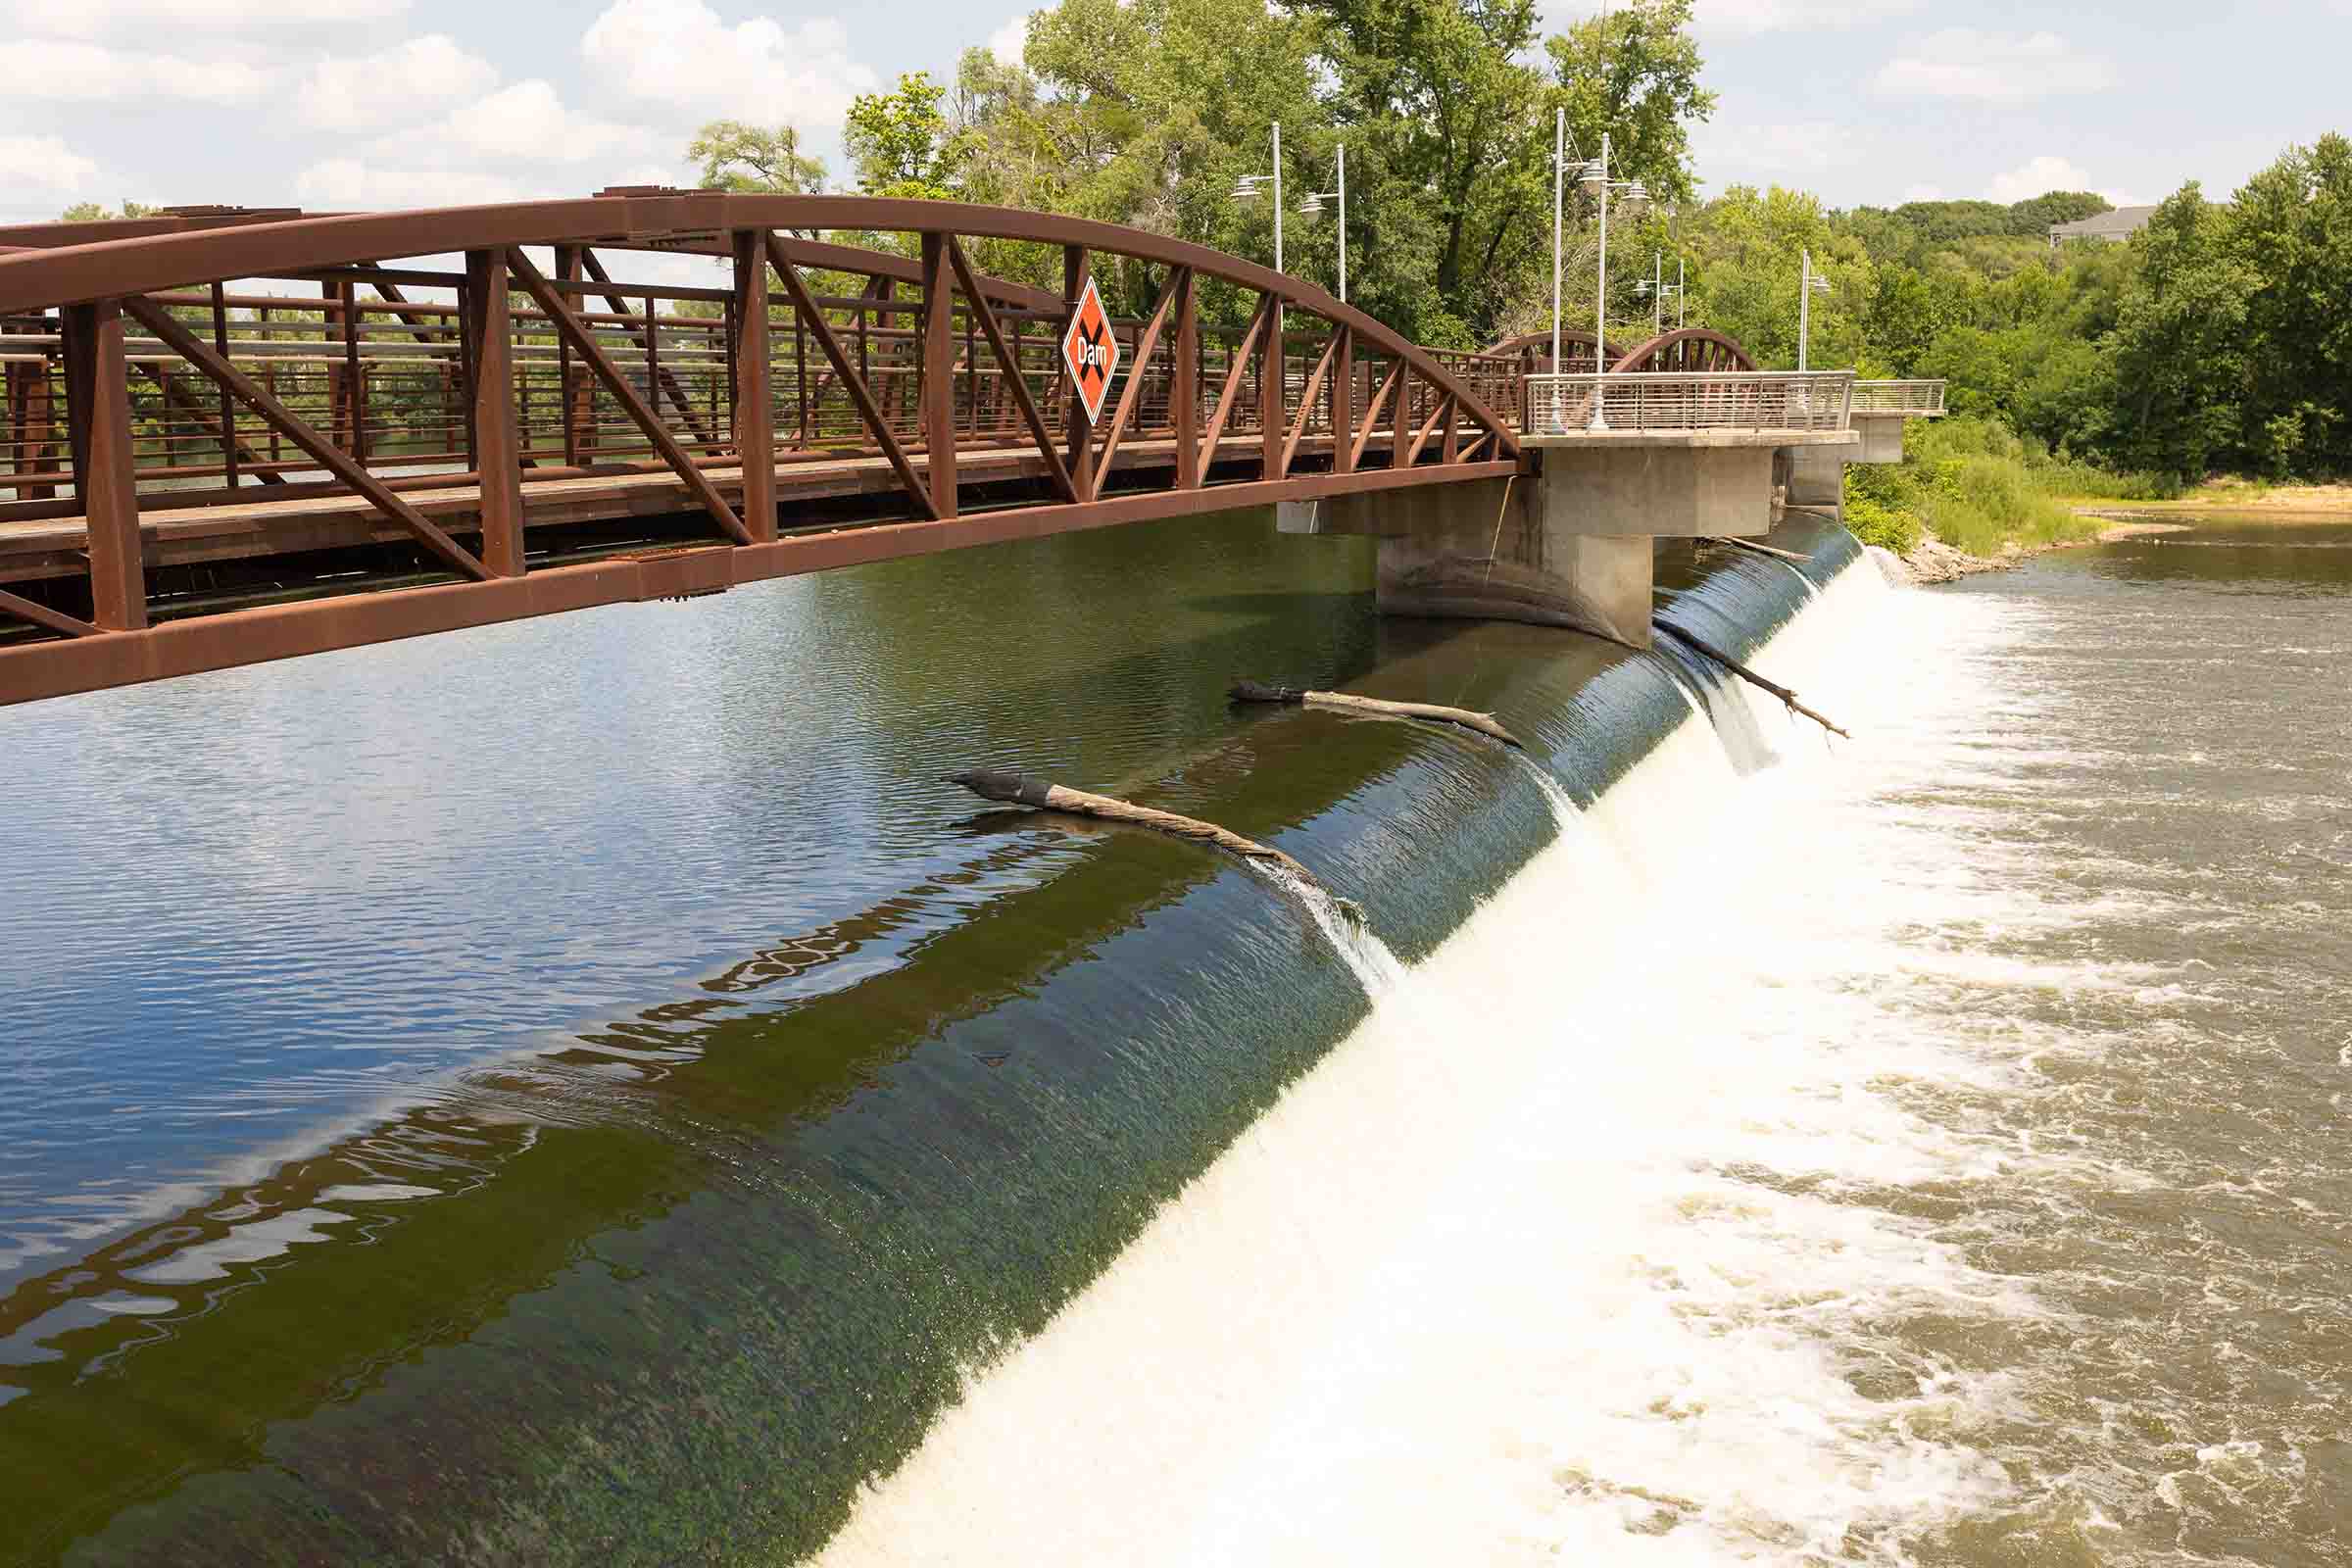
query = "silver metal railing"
xmin=1523 ymin=370 xmax=1857 ymax=436
xmin=1849 ymin=379 xmax=1947 ymax=416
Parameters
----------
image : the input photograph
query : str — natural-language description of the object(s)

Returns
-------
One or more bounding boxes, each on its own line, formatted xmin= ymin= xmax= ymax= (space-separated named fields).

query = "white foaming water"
xmin=1253 ymin=861 xmax=1407 ymax=996
xmin=814 ymin=564 xmax=2050 ymax=1566
xmin=1514 ymin=751 xmax=1582 ymax=831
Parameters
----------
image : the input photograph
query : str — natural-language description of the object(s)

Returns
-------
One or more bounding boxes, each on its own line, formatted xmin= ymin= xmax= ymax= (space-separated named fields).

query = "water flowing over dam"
xmin=5 ymin=509 xmax=2346 ymax=1566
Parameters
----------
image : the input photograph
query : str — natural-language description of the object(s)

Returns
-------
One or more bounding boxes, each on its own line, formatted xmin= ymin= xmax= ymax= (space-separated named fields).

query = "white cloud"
xmin=295 ymin=35 xmax=499 ymax=132
xmin=1692 ymin=0 xmax=1920 ymax=31
xmin=580 ymin=0 xmax=879 ymax=132
xmin=1873 ymin=29 xmax=2115 ymax=102
xmin=8 ymin=0 xmax=404 ymax=34
xmin=988 ymin=13 xmax=1029 ymax=67
xmin=0 ymin=133 xmax=100 ymax=193
xmin=16 ymin=39 xmax=268 ymax=103
xmin=421 ymin=80 xmax=664 ymax=165
xmin=1986 ymin=155 xmax=2140 ymax=208
xmin=1901 ymin=183 xmax=1945 ymax=202
xmin=293 ymin=159 xmax=541 ymax=210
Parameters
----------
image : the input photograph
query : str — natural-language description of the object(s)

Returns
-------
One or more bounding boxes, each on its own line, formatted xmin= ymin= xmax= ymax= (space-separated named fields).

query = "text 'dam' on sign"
xmin=1060 ymin=274 xmax=1118 ymax=425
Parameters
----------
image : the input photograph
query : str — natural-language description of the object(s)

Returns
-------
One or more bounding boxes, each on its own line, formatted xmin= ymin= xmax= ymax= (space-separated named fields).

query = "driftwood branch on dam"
xmin=1228 ymin=680 xmax=1523 ymax=748
xmin=1654 ymin=622 xmax=1851 ymax=740
xmin=945 ymin=769 xmax=1345 ymax=899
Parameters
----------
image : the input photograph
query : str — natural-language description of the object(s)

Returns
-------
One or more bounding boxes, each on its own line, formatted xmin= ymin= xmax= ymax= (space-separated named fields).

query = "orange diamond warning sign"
xmin=1060 ymin=275 xmax=1118 ymax=425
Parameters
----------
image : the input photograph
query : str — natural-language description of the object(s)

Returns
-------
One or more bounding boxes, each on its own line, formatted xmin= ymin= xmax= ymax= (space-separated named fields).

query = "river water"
xmin=0 ymin=511 xmax=2345 ymax=1565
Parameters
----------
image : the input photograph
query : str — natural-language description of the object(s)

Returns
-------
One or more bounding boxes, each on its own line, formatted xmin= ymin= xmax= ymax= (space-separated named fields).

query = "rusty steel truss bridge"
xmin=0 ymin=189 xmax=1825 ymax=707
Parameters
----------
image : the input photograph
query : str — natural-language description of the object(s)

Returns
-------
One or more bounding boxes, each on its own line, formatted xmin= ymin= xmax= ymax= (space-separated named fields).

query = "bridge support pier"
xmin=1780 ymin=414 xmax=1913 ymax=522
xmin=1283 ymin=477 xmax=1650 ymax=647
xmin=1283 ymin=432 xmax=1860 ymax=649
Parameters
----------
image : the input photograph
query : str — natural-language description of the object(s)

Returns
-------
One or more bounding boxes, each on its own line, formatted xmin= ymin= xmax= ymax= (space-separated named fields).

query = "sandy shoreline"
xmin=2077 ymin=480 xmax=2352 ymax=518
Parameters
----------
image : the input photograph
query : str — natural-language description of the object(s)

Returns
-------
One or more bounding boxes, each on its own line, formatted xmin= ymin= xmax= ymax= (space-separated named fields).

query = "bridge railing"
xmin=0 ymin=291 xmax=1516 ymax=512
xmin=0 ymin=194 xmax=1534 ymax=671
xmin=1523 ymin=370 xmax=1858 ymax=436
xmin=1849 ymin=379 xmax=1947 ymax=416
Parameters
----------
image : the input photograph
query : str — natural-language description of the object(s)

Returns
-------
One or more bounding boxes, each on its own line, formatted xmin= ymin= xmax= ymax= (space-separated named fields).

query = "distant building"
xmin=2049 ymin=206 xmax=2158 ymax=248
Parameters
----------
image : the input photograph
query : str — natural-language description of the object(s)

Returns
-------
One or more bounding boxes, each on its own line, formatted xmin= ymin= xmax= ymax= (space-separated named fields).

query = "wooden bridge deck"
xmin=0 ymin=431 xmax=1384 ymax=584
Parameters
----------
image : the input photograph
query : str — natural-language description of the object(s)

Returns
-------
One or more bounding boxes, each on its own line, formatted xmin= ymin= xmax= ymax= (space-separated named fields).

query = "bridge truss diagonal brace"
xmin=763 ymin=230 xmax=941 ymax=524
xmin=1197 ymin=293 xmax=1272 ymax=481
xmin=1087 ymin=264 xmax=1187 ymax=502
xmin=506 ymin=247 xmax=754 ymax=548
xmin=0 ymin=586 xmax=99 ymax=639
xmin=120 ymin=294 xmax=490 ymax=583
xmin=1352 ymin=360 xmax=1401 ymax=472
xmin=946 ymin=235 xmax=1076 ymax=505
xmin=1278 ymin=329 xmax=1342 ymax=481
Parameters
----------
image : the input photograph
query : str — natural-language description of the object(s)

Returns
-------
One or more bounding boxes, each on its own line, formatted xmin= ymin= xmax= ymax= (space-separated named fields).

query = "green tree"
xmin=2229 ymin=133 xmax=2351 ymax=474
xmin=2104 ymin=185 xmax=2253 ymax=479
xmin=61 ymin=201 xmax=158 ymax=221
xmin=688 ymin=122 xmax=827 ymax=194
xmin=1545 ymin=0 xmax=1714 ymax=207
xmin=846 ymin=70 xmax=978 ymax=199
xmin=1681 ymin=185 xmax=1875 ymax=370
xmin=1296 ymin=0 xmax=1555 ymax=341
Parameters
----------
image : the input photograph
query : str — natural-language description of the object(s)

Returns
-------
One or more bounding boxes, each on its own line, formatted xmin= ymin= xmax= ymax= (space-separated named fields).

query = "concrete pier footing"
xmin=1281 ymin=429 xmax=1861 ymax=649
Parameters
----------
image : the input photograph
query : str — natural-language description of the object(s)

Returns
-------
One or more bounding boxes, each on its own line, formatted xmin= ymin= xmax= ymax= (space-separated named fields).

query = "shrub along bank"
xmin=1841 ymin=416 xmax=2179 ymax=559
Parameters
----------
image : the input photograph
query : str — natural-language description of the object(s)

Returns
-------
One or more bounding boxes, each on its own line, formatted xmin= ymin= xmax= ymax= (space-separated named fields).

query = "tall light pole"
xmin=1230 ymin=122 xmax=1284 ymax=272
xmin=1300 ymin=144 xmax=1347 ymax=302
xmin=1798 ymin=247 xmax=1831 ymax=371
xmin=1550 ymin=107 xmax=1564 ymax=381
xmin=1636 ymin=250 xmax=1686 ymax=335
xmin=1580 ymin=131 xmax=1647 ymax=431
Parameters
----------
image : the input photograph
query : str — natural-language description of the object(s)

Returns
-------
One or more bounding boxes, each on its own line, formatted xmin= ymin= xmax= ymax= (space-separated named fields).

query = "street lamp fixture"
xmin=1578 ymin=130 xmax=1649 ymax=430
xmin=1634 ymin=251 xmax=1687 ymax=334
xmin=1298 ymin=144 xmax=1347 ymax=303
xmin=1229 ymin=122 xmax=1285 ymax=273
xmin=1798 ymin=247 xmax=1832 ymax=371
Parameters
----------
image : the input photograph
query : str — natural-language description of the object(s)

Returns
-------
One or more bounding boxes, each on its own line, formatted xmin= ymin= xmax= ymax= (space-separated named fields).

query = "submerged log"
xmin=1652 ymin=622 xmax=1852 ymax=740
xmin=1703 ymin=536 xmax=1810 ymax=564
xmin=1229 ymin=680 xmax=1522 ymax=749
xmin=945 ymin=770 xmax=1359 ymax=920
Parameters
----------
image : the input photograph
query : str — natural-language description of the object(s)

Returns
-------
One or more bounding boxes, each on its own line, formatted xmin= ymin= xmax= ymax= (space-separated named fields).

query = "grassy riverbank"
xmin=1843 ymin=416 xmax=2179 ymax=558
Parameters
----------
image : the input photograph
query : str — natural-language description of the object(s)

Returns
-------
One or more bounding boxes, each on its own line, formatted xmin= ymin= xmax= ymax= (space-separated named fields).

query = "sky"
xmin=0 ymin=0 xmax=2346 ymax=228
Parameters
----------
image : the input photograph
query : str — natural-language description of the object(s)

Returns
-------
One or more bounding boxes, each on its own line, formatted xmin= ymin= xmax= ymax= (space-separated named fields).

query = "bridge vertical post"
xmin=1258 ymin=297 xmax=1284 ymax=478
xmin=18 ymin=350 xmax=58 ymax=500
xmin=730 ymin=229 xmax=777 ymax=543
xmin=320 ymin=280 xmax=347 ymax=454
xmin=212 ymin=281 xmax=237 ymax=492
xmin=463 ymin=248 xmax=526 ymax=577
xmin=1333 ymin=326 xmax=1355 ymax=473
xmin=1063 ymin=245 xmax=1094 ymax=498
xmin=1393 ymin=363 xmax=1411 ymax=468
xmin=341 ymin=278 xmax=368 ymax=463
xmin=1173 ymin=268 xmax=1200 ymax=489
xmin=920 ymin=231 xmax=957 ymax=519
xmin=555 ymin=245 xmax=586 ymax=466
xmin=58 ymin=300 xmax=146 ymax=631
